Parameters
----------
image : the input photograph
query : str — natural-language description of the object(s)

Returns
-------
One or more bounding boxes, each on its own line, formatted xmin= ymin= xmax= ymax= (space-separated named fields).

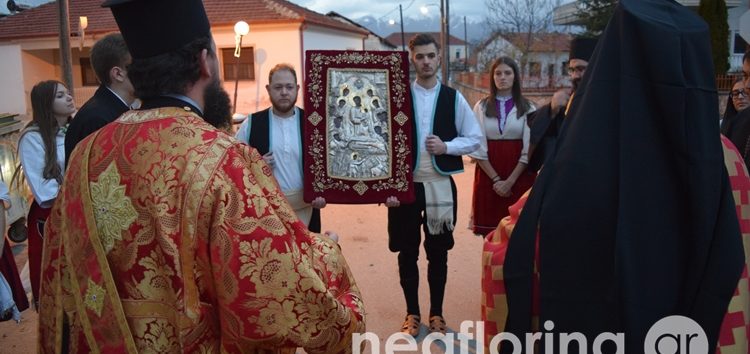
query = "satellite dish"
xmin=6 ymin=0 xmax=29 ymax=13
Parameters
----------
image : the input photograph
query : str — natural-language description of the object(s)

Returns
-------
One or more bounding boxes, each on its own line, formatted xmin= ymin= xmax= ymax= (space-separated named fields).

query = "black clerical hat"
xmin=568 ymin=36 xmax=598 ymax=62
xmin=102 ymin=0 xmax=211 ymax=59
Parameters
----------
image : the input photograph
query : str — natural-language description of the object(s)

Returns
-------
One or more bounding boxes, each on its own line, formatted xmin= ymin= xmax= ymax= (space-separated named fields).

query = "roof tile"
xmin=0 ymin=0 xmax=367 ymax=41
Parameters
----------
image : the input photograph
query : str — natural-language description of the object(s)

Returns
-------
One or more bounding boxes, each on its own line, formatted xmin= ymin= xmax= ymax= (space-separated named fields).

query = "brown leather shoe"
xmin=428 ymin=315 xmax=447 ymax=334
xmin=400 ymin=314 xmax=421 ymax=337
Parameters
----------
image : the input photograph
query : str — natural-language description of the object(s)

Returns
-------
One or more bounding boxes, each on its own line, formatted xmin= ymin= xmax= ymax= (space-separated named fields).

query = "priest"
xmin=37 ymin=0 xmax=365 ymax=353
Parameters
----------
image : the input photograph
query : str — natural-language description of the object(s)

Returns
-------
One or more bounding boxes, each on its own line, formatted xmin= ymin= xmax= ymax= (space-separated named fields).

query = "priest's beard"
xmin=571 ymin=77 xmax=581 ymax=92
xmin=203 ymin=78 xmax=232 ymax=130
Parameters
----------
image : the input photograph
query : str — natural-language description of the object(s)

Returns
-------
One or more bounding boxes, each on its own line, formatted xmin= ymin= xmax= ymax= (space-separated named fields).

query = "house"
xmin=553 ymin=0 xmax=747 ymax=72
xmin=474 ymin=32 xmax=572 ymax=88
xmin=326 ymin=11 xmax=397 ymax=51
xmin=384 ymin=31 xmax=469 ymax=66
xmin=0 ymin=0 xmax=370 ymax=116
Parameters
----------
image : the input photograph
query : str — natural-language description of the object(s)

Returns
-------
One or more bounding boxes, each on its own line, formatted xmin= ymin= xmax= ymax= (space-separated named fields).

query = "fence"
xmin=457 ymin=72 xmax=741 ymax=91
xmin=453 ymin=72 xmax=739 ymax=114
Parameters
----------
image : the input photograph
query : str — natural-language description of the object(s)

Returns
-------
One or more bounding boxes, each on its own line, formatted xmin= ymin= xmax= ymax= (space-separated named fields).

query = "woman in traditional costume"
xmin=17 ymin=80 xmax=72 ymax=309
xmin=469 ymin=57 xmax=536 ymax=236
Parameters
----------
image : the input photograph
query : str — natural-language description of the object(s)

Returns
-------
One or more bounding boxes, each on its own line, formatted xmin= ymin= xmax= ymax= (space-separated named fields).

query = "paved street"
xmin=0 ymin=160 xmax=485 ymax=353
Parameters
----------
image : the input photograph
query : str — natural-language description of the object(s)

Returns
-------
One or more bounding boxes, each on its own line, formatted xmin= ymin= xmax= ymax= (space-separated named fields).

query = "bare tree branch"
xmin=483 ymin=0 xmax=554 ymax=59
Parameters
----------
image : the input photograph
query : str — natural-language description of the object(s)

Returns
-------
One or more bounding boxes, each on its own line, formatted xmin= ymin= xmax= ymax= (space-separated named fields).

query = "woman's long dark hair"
xmin=485 ymin=56 xmax=531 ymax=118
xmin=28 ymin=80 xmax=66 ymax=183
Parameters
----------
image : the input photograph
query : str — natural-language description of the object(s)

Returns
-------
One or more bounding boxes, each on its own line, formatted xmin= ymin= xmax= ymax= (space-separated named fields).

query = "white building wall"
xmin=364 ymin=35 xmax=394 ymax=51
xmin=523 ymin=51 xmax=569 ymax=88
xmin=0 ymin=44 xmax=26 ymax=114
xmin=477 ymin=37 xmax=570 ymax=88
xmin=0 ymin=24 xmax=366 ymax=118
xmin=21 ymin=49 xmax=57 ymax=115
xmin=728 ymin=5 xmax=747 ymax=71
xmin=303 ymin=26 xmax=364 ymax=52
xmin=213 ymin=24 xmax=304 ymax=115
xmin=448 ymin=44 xmax=467 ymax=63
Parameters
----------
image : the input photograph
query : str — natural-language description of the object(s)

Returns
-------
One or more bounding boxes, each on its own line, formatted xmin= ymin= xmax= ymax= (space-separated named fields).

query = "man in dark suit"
xmin=64 ymin=32 xmax=135 ymax=164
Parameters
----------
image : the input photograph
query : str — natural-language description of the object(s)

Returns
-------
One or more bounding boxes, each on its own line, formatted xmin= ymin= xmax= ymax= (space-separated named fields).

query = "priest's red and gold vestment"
xmin=38 ymin=107 xmax=365 ymax=353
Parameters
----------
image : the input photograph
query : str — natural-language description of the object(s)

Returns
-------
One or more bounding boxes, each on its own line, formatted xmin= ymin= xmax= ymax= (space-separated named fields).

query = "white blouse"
xmin=19 ymin=129 xmax=65 ymax=208
xmin=469 ymin=98 xmax=535 ymax=164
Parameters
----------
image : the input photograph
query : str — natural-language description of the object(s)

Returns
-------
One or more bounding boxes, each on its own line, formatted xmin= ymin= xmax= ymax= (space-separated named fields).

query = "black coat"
xmin=64 ymin=85 xmax=129 ymax=164
xmin=527 ymin=102 xmax=565 ymax=172
xmin=725 ymin=105 xmax=750 ymax=165
xmin=503 ymin=0 xmax=744 ymax=351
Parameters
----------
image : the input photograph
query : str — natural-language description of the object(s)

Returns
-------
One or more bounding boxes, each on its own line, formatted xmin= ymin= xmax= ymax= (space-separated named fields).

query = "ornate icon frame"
xmin=303 ymin=51 xmax=414 ymax=204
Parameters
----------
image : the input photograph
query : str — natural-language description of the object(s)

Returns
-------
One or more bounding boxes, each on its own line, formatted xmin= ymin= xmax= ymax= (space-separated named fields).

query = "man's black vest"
xmin=246 ymin=107 xmax=304 ymax=155
xmin=410 ymin=84 xmax=463 ymax=174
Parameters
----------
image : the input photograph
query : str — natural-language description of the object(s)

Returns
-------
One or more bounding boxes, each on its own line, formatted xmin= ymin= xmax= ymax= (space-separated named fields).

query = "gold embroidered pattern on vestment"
xmin=83 ymin=278 xmax=106 ymax=317
xmin=91 ymin=163 xmax=137 ymax=253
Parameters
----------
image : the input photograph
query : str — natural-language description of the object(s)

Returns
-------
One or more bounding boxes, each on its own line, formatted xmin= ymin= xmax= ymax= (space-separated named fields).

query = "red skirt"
xmin=27 ymin=200 xmax=50 ymax=308
xmin=471 ymin=140 xmax=536 ymax=236
xmin=0 ymin=239 xmax=29 ymax=313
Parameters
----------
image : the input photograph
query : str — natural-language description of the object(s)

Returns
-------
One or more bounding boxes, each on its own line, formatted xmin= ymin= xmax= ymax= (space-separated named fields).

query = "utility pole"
xmin=444 ymin=0 xmax=450 ymax=83
xmin=463 ymin=16 xmax=468 ymax=71
xmin=57 ymin=0 xmax=74 ymax=96
xmin=399 ymin=4 xmax=405 ymax=51
xmin=440 ymin=0 xmax=446 ymax=84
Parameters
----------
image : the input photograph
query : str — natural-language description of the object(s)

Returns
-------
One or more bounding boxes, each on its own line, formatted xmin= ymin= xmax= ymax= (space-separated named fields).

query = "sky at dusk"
xmin=289 ymin=0 xmax=488 ymax=23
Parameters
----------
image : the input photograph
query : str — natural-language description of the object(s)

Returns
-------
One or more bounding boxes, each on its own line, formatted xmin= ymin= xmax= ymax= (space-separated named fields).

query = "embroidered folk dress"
xmin=38 ymin=107 xmax=365 ymax=353
xmin=18 ymin=126 xmax=65 ymax=307
xmin=469 ymin=97 xmax=536 ymax=236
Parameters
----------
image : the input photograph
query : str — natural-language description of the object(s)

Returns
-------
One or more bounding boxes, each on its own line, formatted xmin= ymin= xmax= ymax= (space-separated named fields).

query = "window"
xmin=222 ymin=47 xmax=255 ymax=81
xmin=734 ymin=33 xmax=747 ymax=55
xmin=80 ymin=58 xmax=98 ymax=86
xmin=456 ymin=50 xmax=460 ymax=59
xmin=547 ymin=63 xmax=555 ymax=79
xmin=528 ymin=62 xmax=541 ymax=77
xmin=561 ymin=61 xmax=569 ymax=76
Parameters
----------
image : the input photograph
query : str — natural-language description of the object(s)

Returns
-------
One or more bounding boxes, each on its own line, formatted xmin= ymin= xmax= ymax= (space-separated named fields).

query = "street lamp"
xmin=78 ymin=16 xmax=88 ymax=51
xmin=233 ymin=20 xmax=250 ymax=114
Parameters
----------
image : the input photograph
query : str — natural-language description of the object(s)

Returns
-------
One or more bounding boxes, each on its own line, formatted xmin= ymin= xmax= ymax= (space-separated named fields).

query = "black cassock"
xmin=503 ymin=0 xmax=745 ymax=352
